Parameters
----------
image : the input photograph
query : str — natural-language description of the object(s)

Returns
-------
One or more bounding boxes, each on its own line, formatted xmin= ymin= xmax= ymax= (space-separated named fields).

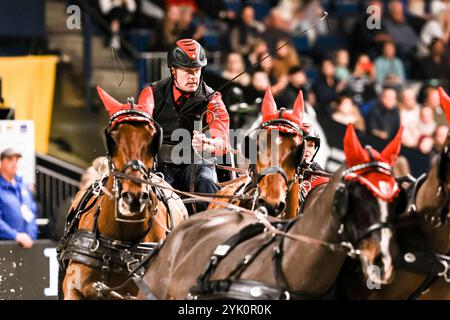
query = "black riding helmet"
xmin=303 ymin=124 xmax=321 ymax=162
xmin=167 ymin=39 xmax=207 ymax=69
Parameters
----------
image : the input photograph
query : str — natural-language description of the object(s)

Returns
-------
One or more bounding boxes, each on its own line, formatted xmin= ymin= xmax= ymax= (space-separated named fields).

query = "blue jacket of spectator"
xmin=0 ymin=175 xmax=37 ymax=240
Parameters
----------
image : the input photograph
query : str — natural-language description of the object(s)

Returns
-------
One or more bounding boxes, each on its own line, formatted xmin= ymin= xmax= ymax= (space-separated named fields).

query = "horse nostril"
xmin=122 ymin=192 xmax=132 ymax=204
xmin=277 ymin=202 xmax=286 ymax=213
xmin=256 ymin=198 xmax=267 ymax=208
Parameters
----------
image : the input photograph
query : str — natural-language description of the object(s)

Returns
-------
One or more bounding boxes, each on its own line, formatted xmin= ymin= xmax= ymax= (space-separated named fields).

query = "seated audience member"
xmin=229 ymin=6 xmax=265 ymax=56
xmin=0 ymin=148 xmax=37 ymax=248
xmin=418 ymin=135 xmax=435 ymax=154
xmin=399 ymin=87 xmax=421 ymax=148
xmin=345 ymin=54 xmax=377 ymax=106
xmin=423 ymin=86 xmax=448 ymax=126
xmin=418 ymin=106 xmax=437 ymax=137
xmin=331 ymin=95 xmax=366 ymax=132
xmin=335 ymin=49 xmax=351 ymax=81
xmin=312 ymin=59 xmax=346 ymax=117
xmin=276 ymin=66 xmax=315 ymax=113
xmin=374 ymin=41 xmax=406 ymax=84
xmin=417 ymin=38 xmax=450 ymax=80
xmin=222 ymin=52 xmax=251 ymax=87
xmin=99 ymin=0 xmax=137 ymax=49
xmin=366 ymin=87 xmax=401 ymax=140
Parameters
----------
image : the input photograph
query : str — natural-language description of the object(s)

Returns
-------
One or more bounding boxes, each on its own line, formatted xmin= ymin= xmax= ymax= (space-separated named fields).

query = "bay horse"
xmin=339 ymin=87 xmax=450 ymax=299
xmin=136 ymin=124 xmax=405 ymax=299
xmin=57 ymin=87 xmax=187 ymax=299
xmin=209 ymin=87 xmax=305 ymax=219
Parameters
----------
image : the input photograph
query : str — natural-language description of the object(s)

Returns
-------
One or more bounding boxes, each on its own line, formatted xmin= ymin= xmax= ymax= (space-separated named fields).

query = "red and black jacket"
xmin=148 ymin=77 xmax=230 ymax=155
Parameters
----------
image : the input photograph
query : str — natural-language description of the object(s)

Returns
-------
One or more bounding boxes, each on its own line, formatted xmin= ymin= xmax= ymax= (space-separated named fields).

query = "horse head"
xmin=247 ymin=87 xmax=305 ymax=216
xmin=97 ymin=86 xmax=162 ymax=221
xmin=339 ymin=124 xmax=405 ymax=285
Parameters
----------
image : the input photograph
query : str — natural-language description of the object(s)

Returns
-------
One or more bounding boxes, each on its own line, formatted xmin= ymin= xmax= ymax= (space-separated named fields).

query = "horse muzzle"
xmin=256 ymin=198 xmax=286 ymax=217
xmin=118 ymin=191 xmax=150 ymax=216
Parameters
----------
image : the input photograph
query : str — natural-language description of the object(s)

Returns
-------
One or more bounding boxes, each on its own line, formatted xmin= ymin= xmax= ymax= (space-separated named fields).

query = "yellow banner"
xmin=0 ymin=55 xmax=58 ymax=153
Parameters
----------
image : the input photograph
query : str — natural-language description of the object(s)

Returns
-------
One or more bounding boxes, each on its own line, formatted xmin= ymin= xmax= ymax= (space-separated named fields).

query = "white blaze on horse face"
xmin=377 ymin=198 xmax=393 ymax=282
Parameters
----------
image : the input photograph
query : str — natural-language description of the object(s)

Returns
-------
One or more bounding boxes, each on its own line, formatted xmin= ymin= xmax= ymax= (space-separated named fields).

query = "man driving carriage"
xmin=146 ymin=39 xmax=230 ymax=212
xmin=299 ymin=123 xmax=330 ymax=201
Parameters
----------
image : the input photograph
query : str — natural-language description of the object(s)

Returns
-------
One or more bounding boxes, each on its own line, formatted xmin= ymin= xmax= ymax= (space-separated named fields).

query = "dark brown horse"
xmin=209 ymin=87 xmax=305 ymax=219
xmin=136 ymin=124 xmax=405 ymax=299
xmin=339 ymin=87 xmax=450 ymax=299
xmin=57 ymin=87 xmax=187 ymax=299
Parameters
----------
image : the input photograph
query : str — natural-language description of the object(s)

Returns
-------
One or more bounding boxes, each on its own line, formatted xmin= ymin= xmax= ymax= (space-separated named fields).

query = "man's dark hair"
xmin=288 ymin=65 xmax=304 ymax=75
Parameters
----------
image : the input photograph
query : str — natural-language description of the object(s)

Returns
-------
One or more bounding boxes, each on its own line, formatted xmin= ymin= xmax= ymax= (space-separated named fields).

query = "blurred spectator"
xmin=275 ymin=66 xmax=315 ymax=112
xmin=331 ymin=95 xmax=366 ymax=132
xmin=345 ymin=54 xmax=377 ymax=106
xmin=312 ymin=59 xmax=346 ymax=116
xmin=351 ymin=0 xmax=393 ymax=59
xmin=257 ymin=52 xmax=276 ymax=83
xmin=99 ymin=0 xmax=137 ymax=50
xmin=417 ymin=38 xmax=450 ymax=80
xmin=433 ymin=124 xmax=450 ymax=152
xmin=399 ymin=87 xmax=421 ymax=148
xmin=245 ymin=38 xmax=269 ymax=69
xmin=0 ymin=149 xmax=37 ymax=248
xmin=222 ymin=52 xmax=251 ymax=87
xmin=165 ymin=0 xmax=196 ymax=11
xmin=291 ymin=0 xmax=328 ymax=45
xmin=263 ymin=8 xmax=291 ymax=55
xmin=198 ymin=0 xmax=236 ymax=21
xmin=431 ymin=0 xmax=450 ymax=16
xmin=230 ymin=6 xmax=265 ymax=56
xmin=384 ymin=0 xmax=420 ymax=59
xmin=423 ymin=86 xmax=448 ymax=126
xmin=272 ymin=39 xmax=300 ymax=82
xmin=246 ymin=70 xmax=271 ymax=104
xmin=374 ymin=41 xmax=406 ymax=84
xmin=134 ymin=0 xmax=164 ymax=29
xmin=418 ymin=106 xmax=437 ymax=137
xmin=335 ymin=49 xmax=351 ymax=81
xmin=154 ymin=5 xmax=181 ymax=51
xmin=419 ymin=9 xmax=450 ymax=54
xmin=366 ymin=87 xmax=401 ymax=140
xmin=393 ymin=155 xmax=411 ymax=177
xmin=418 ymin=135 xmax=435 ymax=154
xmin=179 ymin=5 xmax=206 ymax=42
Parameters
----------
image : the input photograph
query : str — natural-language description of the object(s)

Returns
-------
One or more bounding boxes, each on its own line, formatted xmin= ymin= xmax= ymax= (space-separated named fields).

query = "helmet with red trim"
xmin=167 ymin=39 xmax=207 ymax=69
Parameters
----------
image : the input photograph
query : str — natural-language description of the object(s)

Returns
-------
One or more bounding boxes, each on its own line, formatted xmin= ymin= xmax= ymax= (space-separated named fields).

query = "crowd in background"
xmin=96 ymin=0 xmax=450 ymax=158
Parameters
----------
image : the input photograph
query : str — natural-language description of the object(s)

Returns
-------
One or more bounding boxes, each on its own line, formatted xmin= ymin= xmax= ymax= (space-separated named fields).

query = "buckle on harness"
xmin=214 ymin=245 xmax=231 ymax=257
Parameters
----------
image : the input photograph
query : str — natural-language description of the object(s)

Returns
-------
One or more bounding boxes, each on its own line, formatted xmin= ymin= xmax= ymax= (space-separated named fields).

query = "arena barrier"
xmin=0 ymin=240 xmax=58 ymax=300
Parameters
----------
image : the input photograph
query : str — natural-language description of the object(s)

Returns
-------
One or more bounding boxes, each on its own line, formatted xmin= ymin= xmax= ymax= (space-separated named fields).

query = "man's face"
xmin=381 ymin=89 xmax=397 ymax=110
xmin=1 ymin=156 xmax=20 ymax=177
xmin=401 ymin=89 xmax=416 ymax=110
xmin=242 ymin=7 xmax=254 ymax=25
xmin=173 ymin=67 xmax=201 ymax=92
xmin=390 ymin=2 xmax=405 ymax=23
xmin=304 ymin=140 xmax=316 ymax=163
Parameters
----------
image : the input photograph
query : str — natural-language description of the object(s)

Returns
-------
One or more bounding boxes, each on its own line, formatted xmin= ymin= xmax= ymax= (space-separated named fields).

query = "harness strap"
xmin=194 ymin=223 xmax=266 ymax=292
xmin=396 ymin=249 xmax=450 ymax=299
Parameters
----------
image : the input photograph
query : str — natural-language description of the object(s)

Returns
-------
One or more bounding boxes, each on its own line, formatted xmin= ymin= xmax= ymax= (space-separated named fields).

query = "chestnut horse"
xmin=136 ymin=124 xmax=405 ymax=299
xmin=57 ymin=87 xmax=187 ymax=299
xmin=209 ymin=87 xmax=305 ymax=219
xmin=339 ymin=87 xmax=450 ymax=299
